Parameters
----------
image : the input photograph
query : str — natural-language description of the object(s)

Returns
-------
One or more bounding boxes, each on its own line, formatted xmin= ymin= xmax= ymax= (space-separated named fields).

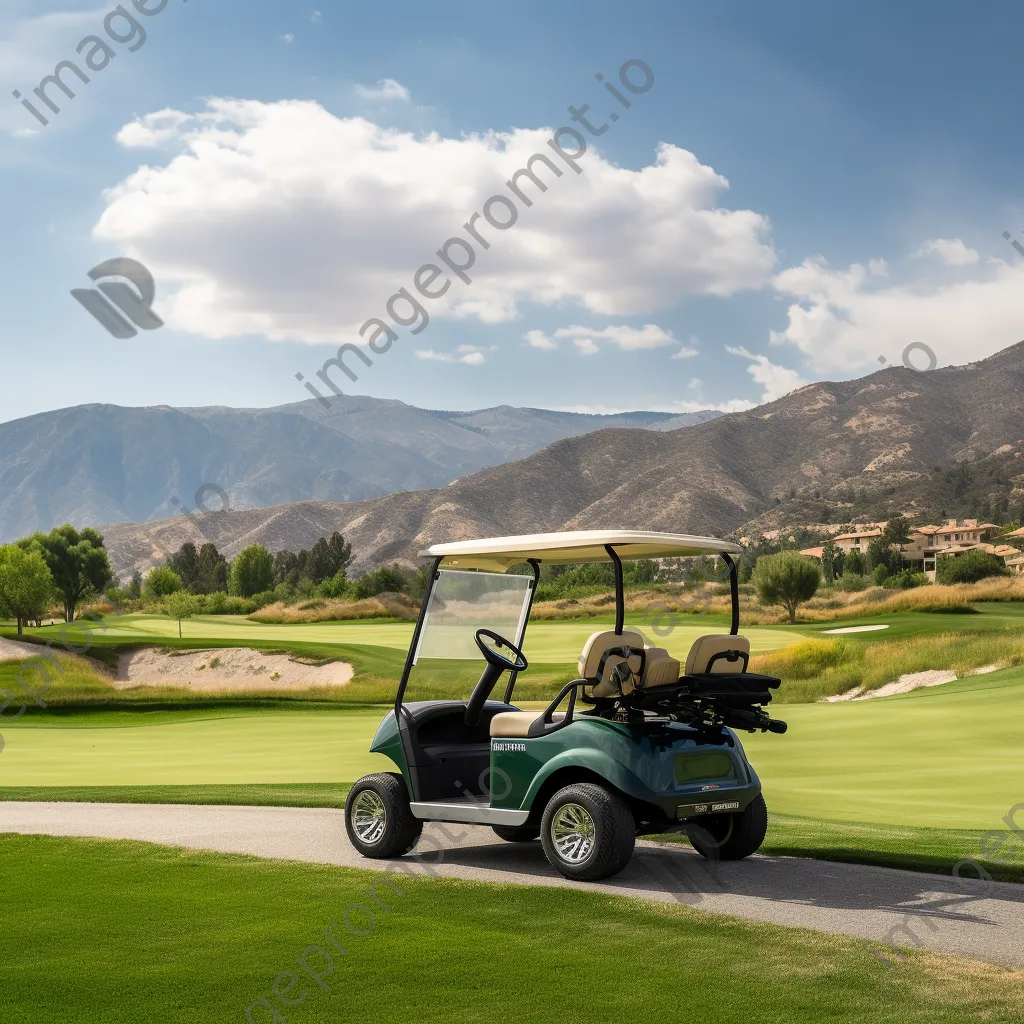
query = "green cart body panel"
xmin=369 ymin=711 xmax=409 ymax=779
xmin=371 ymin=709 xmax=760 ymax=820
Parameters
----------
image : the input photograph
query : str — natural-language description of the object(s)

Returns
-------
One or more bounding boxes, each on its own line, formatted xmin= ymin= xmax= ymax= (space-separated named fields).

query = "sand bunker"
xmin=823 ymin=664 xmax=1001 ymax=702
xmin=116 ymin=648 xmax=353 ymax=692
xmin=821 ymin=624 xmax=890 ymax=635
xmin=0 ymin=637 xmax=49 ymax=661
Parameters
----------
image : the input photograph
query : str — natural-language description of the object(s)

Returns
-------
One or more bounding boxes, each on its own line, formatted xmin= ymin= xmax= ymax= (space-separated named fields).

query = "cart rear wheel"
xmin=540 ymin=783 xmax=635 ymax=881
xmin=491 ymin=824 xmax=540 ymax=843
xmin=686 ymin=793 xmax=768 ymax=861
xmin=345 ymin=773 xmax=423 ymax=858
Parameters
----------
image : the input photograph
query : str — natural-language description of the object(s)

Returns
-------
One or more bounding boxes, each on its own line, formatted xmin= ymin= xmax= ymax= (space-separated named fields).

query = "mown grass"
xmin=0 ymin=782 xmax=353 ymax=807
xmin=752 ymin=628 xmax=1024 ymax=702
xmin=2 ymin=834 xmax=1022 ymax=1024
xmin=652 ymin=812 xmax=1024 ymax=884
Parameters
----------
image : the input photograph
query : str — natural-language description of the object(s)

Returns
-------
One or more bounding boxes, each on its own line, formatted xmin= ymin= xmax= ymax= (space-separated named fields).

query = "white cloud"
xmin=553 ymin=323 xmax=679 ymax=352
xmin=573 ymin=338 xmax=599 ymax=356
xmin=415 ymin=344 xmax=493 ymax=365
xmin=770 ymin=251 xmax=1024 ymax=373
xmin=116 ymin=109 xmax=196 ymax=148
xmin=670 ymin=334 xmax=700 ymax=359
xmin=914 ymin=237 xmax=979 ymax=266
xmin=524 ymin=329 xmax=557 ymax=350
xmin=673 ymin=371 xmax=757 ymax=414
xmin=523 ymin=323 xmax=698 ymax=358
xmin=0 ymin=5 xmax=108 ymax=132
xmin=354 ymin=78 xmax=410 ymax=103
xmin=310 ymin=10 xmax=322 ymax=23
xmin=11 ymin=127 xmax=38 ymax=138
xmin=726 ymin=344 xmax=806 ymax=402
xmin=95 ymin=99 xmax=776 ymax=344
xmin=282 ymin=33 xmax=295 ymax=43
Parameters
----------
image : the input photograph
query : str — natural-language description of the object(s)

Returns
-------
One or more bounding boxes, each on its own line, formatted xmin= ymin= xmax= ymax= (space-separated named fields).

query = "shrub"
xmin=871 ymin=564 xmax=890 ymax=586
xmin=200 ymin=592 xmax=256 ymax=615
xmin=353 ymin=564 xmax=409 ymax=599
xmin=751 ymin=552 xmax=821 ymax=623
xmin=317 ymin=569 xmax=351 ymax=600
xmin=935 ymin=551 xmax=1011 ymax=585
xmin=835 ymin=572 xmax=868 ymax=592
xmin=882 ymin=569 xmax=928 ymax=590
xmin=145 ymin=565 xmax=183 ymax=596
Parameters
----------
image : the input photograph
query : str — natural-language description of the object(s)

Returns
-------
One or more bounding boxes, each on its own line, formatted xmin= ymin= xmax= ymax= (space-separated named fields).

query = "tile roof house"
xmin=801 ymin=519 xmax=1022 ymax=578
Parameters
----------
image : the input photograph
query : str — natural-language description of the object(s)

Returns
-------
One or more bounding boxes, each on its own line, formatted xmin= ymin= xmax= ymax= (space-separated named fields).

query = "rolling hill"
xmin=98 ymin=341 xmax=1024 ymax=577
xmin=0 ymin=397 xmax=717 ymax=544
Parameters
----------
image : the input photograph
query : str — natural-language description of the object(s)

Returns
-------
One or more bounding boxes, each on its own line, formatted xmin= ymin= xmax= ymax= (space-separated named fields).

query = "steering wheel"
xmin=464 ymin=629 xmax=528 ymax=726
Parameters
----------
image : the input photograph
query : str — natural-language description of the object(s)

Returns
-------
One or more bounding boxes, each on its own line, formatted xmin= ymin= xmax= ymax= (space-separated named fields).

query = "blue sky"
xmin=4 ymin=0 xmax=1024 ymax=423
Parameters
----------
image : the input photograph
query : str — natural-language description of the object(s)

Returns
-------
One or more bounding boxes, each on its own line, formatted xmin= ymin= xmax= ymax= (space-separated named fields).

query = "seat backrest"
xmin=638 ymin=647 xmax=681 ymax=689
xmin=578 ymin=630 xmax=644 ymax=697
xmin=684 ymin=634 xmax=750 ymax=675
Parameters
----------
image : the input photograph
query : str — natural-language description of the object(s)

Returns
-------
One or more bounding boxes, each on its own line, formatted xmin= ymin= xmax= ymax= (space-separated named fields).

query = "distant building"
xmin=801 ymin=519 xmax=1021 ymax=579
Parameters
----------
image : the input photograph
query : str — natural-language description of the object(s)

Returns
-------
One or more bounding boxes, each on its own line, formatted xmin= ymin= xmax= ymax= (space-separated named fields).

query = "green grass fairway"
xmin=746 ymin=666 xmax=1024 ymax=829
xmin=24 ymin=612 xmax=809 ymax=662
xmin=1 ymin=834 xmax=1019 ymax=1024
xmin=0 ymin=709 xmax=391 ymax=785
xmin=4 ymin=667 xmax=1022 ymax=829
xmin=5 ymin=667 xmax=1024 ymax=823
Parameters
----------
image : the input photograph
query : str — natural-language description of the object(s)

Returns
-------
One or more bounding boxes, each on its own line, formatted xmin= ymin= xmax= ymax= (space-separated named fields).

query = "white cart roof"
xmin=419 ymin=529 xmax=742 ymax=571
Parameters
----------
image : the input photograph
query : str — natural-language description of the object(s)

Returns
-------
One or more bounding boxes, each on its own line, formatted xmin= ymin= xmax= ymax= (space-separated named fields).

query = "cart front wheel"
xmin=345 ymin=773 xmax=423 ymax=859
xmin=540 ymin=783 xmax=635 ymax=881
xmin=686 ymin=793 xmax=768 ymax=861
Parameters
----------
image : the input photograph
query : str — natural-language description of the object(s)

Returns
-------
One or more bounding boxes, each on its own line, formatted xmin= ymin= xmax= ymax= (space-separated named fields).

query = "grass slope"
xmin=1 ymin=834 xmax=1021 ymax=1024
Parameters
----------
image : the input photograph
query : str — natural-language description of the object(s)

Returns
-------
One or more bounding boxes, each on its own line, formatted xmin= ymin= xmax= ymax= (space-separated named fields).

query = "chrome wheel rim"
xmin=352 ymin=790 xmax=387 ymax=845
xmin=551 ymin=802 xmax=596 ymax=864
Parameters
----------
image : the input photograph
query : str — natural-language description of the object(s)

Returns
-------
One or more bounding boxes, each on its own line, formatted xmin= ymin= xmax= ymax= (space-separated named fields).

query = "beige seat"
xmin=490 ymin=711 xmax=565 ymax=738
xmin=578 ymin=629 xmax=644 ymax=697
xmin=637 ymin=647 xmax=681 ymax=689
xmin=684 ymin=634 xmax=750 ymax=675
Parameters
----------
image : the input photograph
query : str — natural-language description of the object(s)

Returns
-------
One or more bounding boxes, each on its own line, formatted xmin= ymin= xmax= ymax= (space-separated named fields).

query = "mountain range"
xmin=95 ymin=341 xmax=1024 ymax=578
xmin=0 ymin=398 xmax=718 ymax=544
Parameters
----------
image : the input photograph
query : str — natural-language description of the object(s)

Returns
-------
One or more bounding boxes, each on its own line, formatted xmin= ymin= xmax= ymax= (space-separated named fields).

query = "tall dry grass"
xmin=751 ymin=630 xmax=1024 ymax=703
xmin=250 ymin=592 xmax=419 ymax=624
xmin=531 ymin=577 xmax=1024 ymax=625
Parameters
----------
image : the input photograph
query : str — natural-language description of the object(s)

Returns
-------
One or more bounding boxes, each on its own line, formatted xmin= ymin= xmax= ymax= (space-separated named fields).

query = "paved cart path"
xmin=3 ymin=801 xmax=1022 ymax=969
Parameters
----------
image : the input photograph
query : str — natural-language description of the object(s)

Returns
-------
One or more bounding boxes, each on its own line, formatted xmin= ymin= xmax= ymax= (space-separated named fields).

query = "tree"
xmin=164 ymin=591 xmax=200 ymax=639
xmin=0 ymin=545 xmax=53 ymax=635
xmin=127 ymin=571 xmax=143 ymax=599
xmin=883 ymin=514 xmax=911 ymax=548
xmin=167 ymin=542 xmax=201 ymax=592
xmin=305 ymin=532 xmax=354 ymax=585
xmin=935 ymin=551 xmax=1010 ymax=585
xmin=821 ymin=538 xmax=842 ymax=583
xmin=146 ymin=566 xmax=184 ymax=596
xmin=229 ymin=545 xmax=275 ymax=597
xmin=751 ymin=552 xmax=821 ymax=624
xmin=196 ymin=543 xmax=228 ymax=594
xmin=25 ymin=525 xmax=112 ymax=623
xmin=844 ymin=550 xmax=865 ymax=576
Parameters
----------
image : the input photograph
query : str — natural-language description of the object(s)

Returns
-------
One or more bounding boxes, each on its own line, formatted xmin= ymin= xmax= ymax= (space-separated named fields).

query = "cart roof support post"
xmin=721 ymin=552 xmax=740 ymax=635
xmin=605 ymin=544 xmax=625 ymax=636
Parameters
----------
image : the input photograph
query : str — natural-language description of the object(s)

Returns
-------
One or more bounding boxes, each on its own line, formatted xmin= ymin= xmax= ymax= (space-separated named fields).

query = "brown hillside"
xmin=101 ymin=342 xmax=1024 ymax=577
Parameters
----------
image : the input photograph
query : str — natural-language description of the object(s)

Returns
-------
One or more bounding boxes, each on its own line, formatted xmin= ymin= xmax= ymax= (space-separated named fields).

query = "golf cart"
xmin=345 ymin=530 xmax=787 ymax=881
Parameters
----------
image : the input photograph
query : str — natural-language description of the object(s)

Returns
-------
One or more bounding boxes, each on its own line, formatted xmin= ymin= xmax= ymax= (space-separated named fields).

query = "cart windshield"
xmin=414 ymin=569 xmax=533 ymax=662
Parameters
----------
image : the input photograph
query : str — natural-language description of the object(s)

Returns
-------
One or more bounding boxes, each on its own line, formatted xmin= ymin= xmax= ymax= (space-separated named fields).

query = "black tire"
xmin=686 ymin=793 xmax=768 ymax=861
xmin=492 ymin=824 xmax=541 ymax=843
xmin=345 ymin=773 xmax=423 ymax=859
xmin=540 ymin=782 xmax=635 ymax=881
